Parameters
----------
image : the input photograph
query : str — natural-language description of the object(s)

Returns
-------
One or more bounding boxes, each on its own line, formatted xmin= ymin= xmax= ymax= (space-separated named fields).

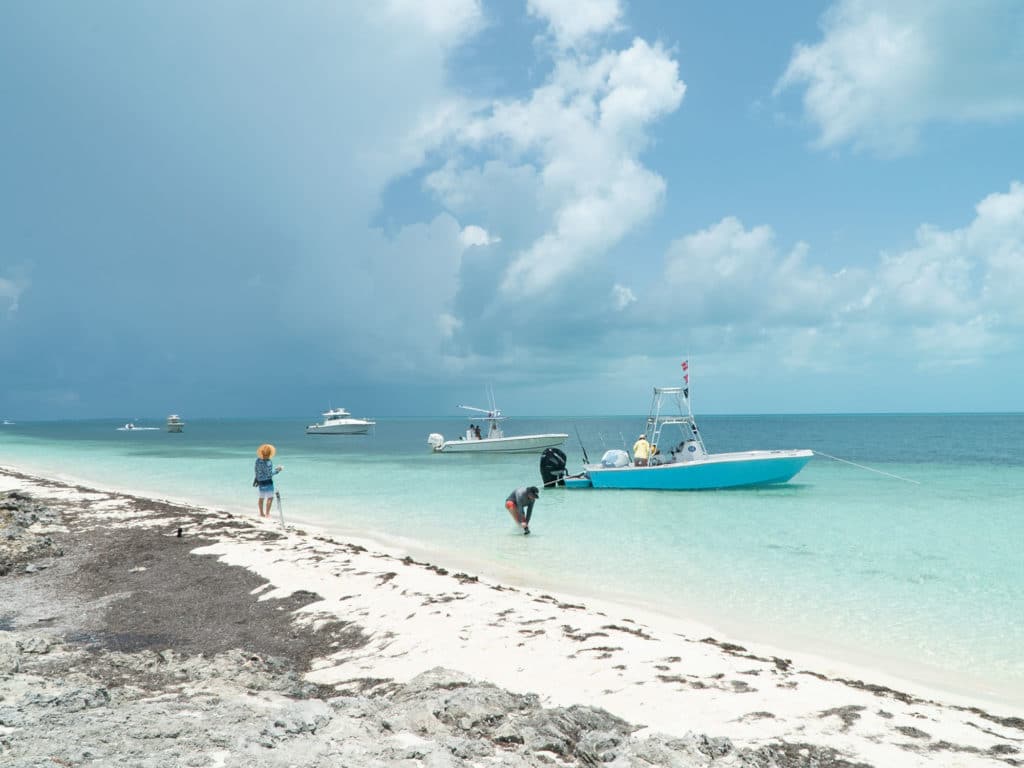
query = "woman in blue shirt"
xmin=255 ymin=443 xmax=283 ymax=518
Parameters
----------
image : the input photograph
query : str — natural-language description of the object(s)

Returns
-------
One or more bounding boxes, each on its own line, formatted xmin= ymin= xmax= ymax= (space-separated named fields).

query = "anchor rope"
xmin=814 ymin=451 xmax=921 ymax=485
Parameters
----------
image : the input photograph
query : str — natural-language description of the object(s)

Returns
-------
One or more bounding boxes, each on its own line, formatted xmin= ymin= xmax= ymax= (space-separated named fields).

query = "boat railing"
xmin=646 ymin=387 xmax=707 ymax=455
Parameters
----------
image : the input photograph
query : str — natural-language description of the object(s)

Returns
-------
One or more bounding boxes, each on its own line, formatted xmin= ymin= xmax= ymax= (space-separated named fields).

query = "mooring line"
xmin=814 ymin=451 xmax=921 ymax=485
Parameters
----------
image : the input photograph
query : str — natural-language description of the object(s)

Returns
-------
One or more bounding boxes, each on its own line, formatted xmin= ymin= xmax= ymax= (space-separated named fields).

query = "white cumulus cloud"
xmin=527 ymin=0 xmax=622 ymax=49
xmin=0 ymin=275 xmax=27 ymax=315
xmin=380 ymin=0 xmax=483 ymax=43
xmin=660 ymin=216 xmax=853 ymax=326
xmin=460 ymin=225 xmax=501 ymax=247
xmin=652 ymin=181 xmax=1024 ymax=368
xmin=871 ymin=181 xmax=1024 ymax=326
xmin=448 ymin=37 xmax=684 ymax=298
xmin=611 ymin=283 xmax=636 ymax=310
xmin=777 ymin=0 xmax=1024 ymax=154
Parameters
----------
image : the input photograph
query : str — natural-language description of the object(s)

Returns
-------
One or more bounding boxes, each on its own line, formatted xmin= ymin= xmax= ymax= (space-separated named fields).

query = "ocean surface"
xmin=2 ymin=413 xmax=1022 ymax=706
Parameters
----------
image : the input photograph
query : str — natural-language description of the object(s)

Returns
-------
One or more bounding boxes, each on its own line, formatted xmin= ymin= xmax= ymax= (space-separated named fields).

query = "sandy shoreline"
xmin=6 ymin=453 xmax=1016 ymax=714
xmin=5 ymin=455 xmax=1017 ymax=712
xmin=2 ymin=465 xmax=1022 ymax=766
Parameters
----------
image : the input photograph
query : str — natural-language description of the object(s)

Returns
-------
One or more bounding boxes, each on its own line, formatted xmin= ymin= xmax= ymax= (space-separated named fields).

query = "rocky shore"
xmin=1 ymin=468 xmax=1021 ymax=767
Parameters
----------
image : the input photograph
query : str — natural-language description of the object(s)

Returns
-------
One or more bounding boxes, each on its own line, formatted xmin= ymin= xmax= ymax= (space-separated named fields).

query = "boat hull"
xmin=583 ymin=450 xmax=813 ymax=490
xmin=306 ymin=423 xmax=374 ymax=435
xmin=435 ymin=434 xmax=568 ymax=454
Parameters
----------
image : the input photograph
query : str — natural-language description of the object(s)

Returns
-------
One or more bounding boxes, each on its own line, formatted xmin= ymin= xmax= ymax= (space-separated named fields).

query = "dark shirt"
xmin=506 ymin=487 xmax=536 ymax=521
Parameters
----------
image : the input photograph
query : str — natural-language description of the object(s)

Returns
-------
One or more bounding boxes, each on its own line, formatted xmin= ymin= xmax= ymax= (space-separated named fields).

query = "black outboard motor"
xmin=539 ymin=447 xmax=567 ymax=488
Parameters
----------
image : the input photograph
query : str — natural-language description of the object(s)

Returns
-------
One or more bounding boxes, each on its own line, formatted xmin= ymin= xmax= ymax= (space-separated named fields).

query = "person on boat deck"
xmin=474 ymin=424 xmax=482 ymax=439
xmin=254 ymin=443 xmax=283 ymax=519
xmin=632 ymin=434 xmax=652 ymax=466
xmin=505 ymin=486 xmax=539 ymax=535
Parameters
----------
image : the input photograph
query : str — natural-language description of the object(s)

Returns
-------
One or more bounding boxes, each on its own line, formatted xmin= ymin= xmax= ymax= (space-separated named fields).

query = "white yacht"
xmin=428 ymin=403 xmax=567 ymax=454
xmin=306 ymin=407 xmax=375 ymax=435
xmin=166 ymin=414 xmax=185 ymax=433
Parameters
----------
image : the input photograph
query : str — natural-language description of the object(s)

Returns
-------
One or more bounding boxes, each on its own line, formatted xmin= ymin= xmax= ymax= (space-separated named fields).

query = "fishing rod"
xmin=275 ymin=489 xmax=286 ymax=526
xmin=814 ymin=451 xmax=921 ymax=485
xmin=573 ymin=424 xmax=590 ymax=464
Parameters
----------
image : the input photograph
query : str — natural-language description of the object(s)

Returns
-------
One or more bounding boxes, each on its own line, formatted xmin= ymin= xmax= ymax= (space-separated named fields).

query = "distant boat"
xmin=305 ymin=407 xmax=375 ymax=435
xmin=116 ymin=422 xmax=159 ymax=431
xmin=428 ymin=402 xmax=567 ymax=454
xmin=166 ymin=414 xmax=185 ymax=433
xmin=566 ymin=374 xmax=812 ymax=490
xmin=1 ymin=419 xmax=13 ymax=426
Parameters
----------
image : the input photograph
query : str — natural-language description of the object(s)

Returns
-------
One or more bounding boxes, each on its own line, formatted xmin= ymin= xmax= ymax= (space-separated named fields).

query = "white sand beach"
xmin=2 ymin=464 xmax=1022 ymax=767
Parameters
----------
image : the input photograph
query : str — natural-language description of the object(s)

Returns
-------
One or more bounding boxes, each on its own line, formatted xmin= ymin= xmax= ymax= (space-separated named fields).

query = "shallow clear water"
xmin=2 ymin=413 xmax=1022 ymax=703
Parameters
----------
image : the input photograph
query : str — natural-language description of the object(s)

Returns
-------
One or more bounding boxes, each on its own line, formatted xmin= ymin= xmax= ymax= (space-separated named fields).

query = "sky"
xmin=1 ymin=0 xmax=1023 ymax=419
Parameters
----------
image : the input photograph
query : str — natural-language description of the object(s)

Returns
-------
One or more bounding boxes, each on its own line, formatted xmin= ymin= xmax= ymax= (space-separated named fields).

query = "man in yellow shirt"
xmin=632 ymin=434 xmax=651 ymax=466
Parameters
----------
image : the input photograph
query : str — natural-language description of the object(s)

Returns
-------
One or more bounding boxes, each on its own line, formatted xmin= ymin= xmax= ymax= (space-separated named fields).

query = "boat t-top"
xmin=306 ymin=407 xmax=375 ymax=435
xmin=567 ymin=369 xmax=812 ymax=489
xmin=166 ymin=414 xmax=185 ymax=433
xmin=428 ymin=401 xmax=567 ymax=454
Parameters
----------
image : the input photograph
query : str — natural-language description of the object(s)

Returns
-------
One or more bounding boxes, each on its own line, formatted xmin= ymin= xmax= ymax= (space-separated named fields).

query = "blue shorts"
xmin=258 ymin=486 xmax=275 ymax=499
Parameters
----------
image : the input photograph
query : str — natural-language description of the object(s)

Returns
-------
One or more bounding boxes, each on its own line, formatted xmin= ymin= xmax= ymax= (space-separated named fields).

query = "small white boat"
xmin=166 ymin=414 xmax=185 ymax=433
xmin=1 ymin=419 xmax=13 ymax=426
xmin=116 ymin=422 xmax=159 ymax=431
xmin=568 ymin=371 xmax=812 ymax=490
xmin=305 ymin=407 xmax=375 ymax=435
xmin=428 ymin=403 xmax=567 ymax=454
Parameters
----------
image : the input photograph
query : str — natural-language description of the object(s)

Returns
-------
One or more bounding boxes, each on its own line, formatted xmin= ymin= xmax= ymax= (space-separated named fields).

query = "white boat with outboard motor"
xmin=305 ymin=407 xmax=375 ymax=435
xmin=565 ymin=369 xmax=812 ymax=490
xmin=116 ymin=422 xmax=160 ymax=431
xmin=428 ymin=403 xmax=567 ymax=454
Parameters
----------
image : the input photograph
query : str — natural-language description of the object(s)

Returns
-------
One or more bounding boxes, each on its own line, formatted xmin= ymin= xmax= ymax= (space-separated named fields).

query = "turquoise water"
xmin=2 ymin=414 xmax=1022 ymax=705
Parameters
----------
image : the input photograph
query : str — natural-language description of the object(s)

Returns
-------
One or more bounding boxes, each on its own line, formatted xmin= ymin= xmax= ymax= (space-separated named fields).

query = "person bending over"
xmin=632 ymin=433 xmax=651 ymax=466
xmin=505 ymin=486 xmax=539 ymax=535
